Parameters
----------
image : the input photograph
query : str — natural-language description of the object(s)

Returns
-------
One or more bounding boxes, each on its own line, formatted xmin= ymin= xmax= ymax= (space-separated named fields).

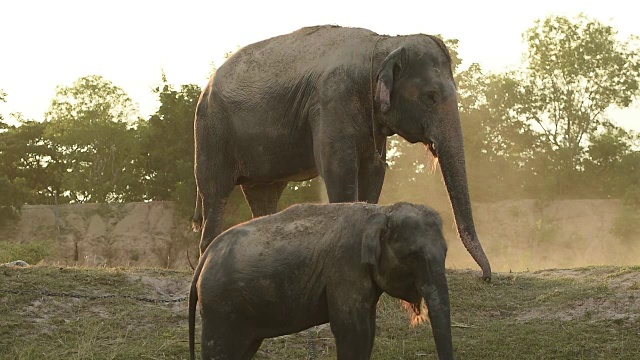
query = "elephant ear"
xmin=375 ymin=47 xmax=406 ymax=113
xmin=361 ymin=213 xmax=389 ymax=266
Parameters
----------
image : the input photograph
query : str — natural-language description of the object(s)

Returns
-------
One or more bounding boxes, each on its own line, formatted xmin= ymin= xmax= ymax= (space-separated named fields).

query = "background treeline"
xmin=1 ymin=14 xmax=640 ymax=228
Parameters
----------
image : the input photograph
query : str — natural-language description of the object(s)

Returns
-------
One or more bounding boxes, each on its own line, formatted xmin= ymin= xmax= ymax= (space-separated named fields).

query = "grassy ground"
xmin=1 ymin=265 xmax=638 ymax=359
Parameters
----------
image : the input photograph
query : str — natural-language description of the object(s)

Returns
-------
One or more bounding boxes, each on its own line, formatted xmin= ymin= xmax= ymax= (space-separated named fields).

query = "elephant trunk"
xmin=433 ymin=98 xmax=492 ymax=280
xmin=422 ymin=268 xmax=454 ymax=360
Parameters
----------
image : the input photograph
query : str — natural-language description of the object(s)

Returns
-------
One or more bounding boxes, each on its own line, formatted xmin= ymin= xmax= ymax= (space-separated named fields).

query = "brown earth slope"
xmin=1 ymin=199 xmax=639 ymax=272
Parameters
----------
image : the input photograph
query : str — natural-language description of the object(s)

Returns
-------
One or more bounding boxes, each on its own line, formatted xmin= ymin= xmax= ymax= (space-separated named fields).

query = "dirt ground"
xmin=1 ymin=199 xmax=639 ymax=272
xmin=2 ymin=264 xmax=638 ymax=359
xmin=8 ymin=266 xmax=640 ymax=329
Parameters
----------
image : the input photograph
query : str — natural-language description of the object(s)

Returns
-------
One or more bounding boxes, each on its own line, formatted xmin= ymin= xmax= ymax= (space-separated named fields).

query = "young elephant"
xmin=188 ymin=202 xmax=454 ymax=360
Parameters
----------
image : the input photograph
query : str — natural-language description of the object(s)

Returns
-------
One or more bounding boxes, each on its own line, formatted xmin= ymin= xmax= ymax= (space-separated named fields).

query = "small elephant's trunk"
xmin=422 ymin=269 xmax=454 ymax=359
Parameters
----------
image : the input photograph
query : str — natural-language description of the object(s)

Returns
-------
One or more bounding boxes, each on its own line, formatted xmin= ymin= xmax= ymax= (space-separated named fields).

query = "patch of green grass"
xmin=0 ymin=266 xmax=189 ymax=360
xmin=1 ymin=265 xmax=639 ymax=359
xmin=0 ymin=240 xmax=56 ymax=264
xmin=453 ymin=320 xmax=638 ymax=359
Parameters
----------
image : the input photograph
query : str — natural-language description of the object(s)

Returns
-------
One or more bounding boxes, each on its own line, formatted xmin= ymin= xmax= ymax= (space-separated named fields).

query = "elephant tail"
xmin=191 ymin=216 xmax=203 ymax=232
xmin=192 ymin=189 xmax=203 ymax=232
xmin=189 ymin=250 xmax=208 ymax=360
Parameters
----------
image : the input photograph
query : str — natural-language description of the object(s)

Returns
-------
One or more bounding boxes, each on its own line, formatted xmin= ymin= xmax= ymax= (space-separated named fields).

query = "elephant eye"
xmin=420 ymin=92 xmax=437 ymax=107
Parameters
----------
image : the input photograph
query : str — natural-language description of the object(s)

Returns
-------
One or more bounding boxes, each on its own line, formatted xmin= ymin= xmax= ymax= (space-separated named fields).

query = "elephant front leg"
xmin=329 ymin=303 xmax=377 ymax=359
xmin=241 ymin=181 xmax=288 ymax=218
xmin=358 ymin=155 xmax=386 ymax=204
xmin=323 ymin=166 xmax=358 ymax=202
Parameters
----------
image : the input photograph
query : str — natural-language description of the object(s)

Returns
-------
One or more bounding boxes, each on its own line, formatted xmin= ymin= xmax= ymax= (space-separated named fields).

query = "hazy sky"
xmin=1 ymin=0 xmax=638 ymax=129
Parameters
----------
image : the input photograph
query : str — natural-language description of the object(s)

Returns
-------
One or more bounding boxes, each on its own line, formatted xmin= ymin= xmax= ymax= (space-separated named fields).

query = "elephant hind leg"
xmin=241 ymin=181 xmax=288 ymax=218
xmin=197 ymin=176 xmax=235 ymax=254
xmin=241 ymin=339 xmax=263 ymax=359
xmin=201 ymin=318 xmax=261 ymax=360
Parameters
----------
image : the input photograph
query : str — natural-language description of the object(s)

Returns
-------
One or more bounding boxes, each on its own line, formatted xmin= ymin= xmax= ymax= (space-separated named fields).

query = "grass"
xmin=0 ymin=240 xmax=56 ymax=265
xmin=1 ymin=265 xmax=639 ymax=359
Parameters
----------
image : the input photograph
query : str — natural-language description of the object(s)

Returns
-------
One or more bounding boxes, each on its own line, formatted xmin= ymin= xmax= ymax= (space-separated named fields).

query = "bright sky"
xmin=1 ymin=0 xmax=638 ymax=130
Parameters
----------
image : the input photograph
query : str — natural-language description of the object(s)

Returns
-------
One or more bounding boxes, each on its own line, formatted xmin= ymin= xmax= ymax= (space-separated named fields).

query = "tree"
xmin=44 ymin=75 xmax=142 ymax=203
xmin=138 ymin=74 xmax=202 ymax=214
xmin=0 ymin=89 xmax=6 ymax=129
xmin=520 ymin=14 xmax=640 ymax=188
xmin=0 ymin=115 xmax=64 ymax=204
xmin=454 ymin=59 xmax=545 ymax=201
xmin=0 ymin=91 xmax=33 ymax=225
xmin=0 ymin=175 xmax=30 ymax=227
xmin=443 ymin=37 xmax=462 ymax=74
xmin=584 ymin=126 xmax=639 ymax=197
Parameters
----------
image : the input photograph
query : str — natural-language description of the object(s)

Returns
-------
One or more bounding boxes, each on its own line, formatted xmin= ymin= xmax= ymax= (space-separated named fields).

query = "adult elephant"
xmin=192 ymin=25 xmax=492 ymax=280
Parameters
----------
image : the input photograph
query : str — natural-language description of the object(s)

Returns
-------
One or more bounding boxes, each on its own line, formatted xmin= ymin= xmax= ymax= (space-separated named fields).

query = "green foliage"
xmin=45 ymin=75 xmax=139 ymax=126
xmin=450 ymin=14 xmax=640 ymax=201
xmin=587 ymin=127 xmax=632 ymax=168
xmin=44 ymin=75 xmax=142 ymax=203
xmin=0 ymin=89 xmax=6 ymax=129
xmin=440 ymin=36 xmax=461 ymax=73
xmin=0 ymin=92 xmax=38 ymax=223
xmin=0 ymin=116 xmax=64 ymax=204
xmin=138 ymin=74 xmax=201 ymax=215
xmin=457 ymin=64 xmax=542 ymax=200
xmin=0 ymin=176 xmax=30 ymax=227
xmin=3 ymin=15 xmax=640 ymax=214
xmin=521 ymin=14 xmax=640 ymax=177
xmin=0 ymin=240 xmax=55 ymax=264
xmin=582 ymin=127 xmax=638 ymax=197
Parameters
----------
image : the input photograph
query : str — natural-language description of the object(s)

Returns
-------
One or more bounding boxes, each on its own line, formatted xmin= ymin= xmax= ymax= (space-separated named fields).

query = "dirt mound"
xmin=0 ymin=202 xmax=198 ymax=269
xmin=1 ymin=199 xmax=639 ymax=271
xmin=516 ymin=267 xmax=640 ymax=323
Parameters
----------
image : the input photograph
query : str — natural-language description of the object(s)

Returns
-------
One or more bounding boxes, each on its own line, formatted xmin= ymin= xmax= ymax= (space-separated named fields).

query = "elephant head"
xmin=362 ymin=203 xmax=453 ymax=360
xmin=375 ymin=36 xmax=491 ymax=281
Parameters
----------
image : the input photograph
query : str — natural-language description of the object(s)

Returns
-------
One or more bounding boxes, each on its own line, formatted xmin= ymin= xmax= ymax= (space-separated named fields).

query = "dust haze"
xmin=370 ymin=146 xmax=640 ymax=273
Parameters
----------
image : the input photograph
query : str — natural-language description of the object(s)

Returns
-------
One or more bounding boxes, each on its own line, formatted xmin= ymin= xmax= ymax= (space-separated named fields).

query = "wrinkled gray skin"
xmin=189 ymin=202 xmax=454 ymax=360
xmin=193 ymin=25 xmax=491 ymax=280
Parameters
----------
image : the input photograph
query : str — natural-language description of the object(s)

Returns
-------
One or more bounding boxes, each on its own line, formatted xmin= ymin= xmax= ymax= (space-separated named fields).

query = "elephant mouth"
xmin=422 ymin=143 xmax=439 ymax=173
xmin=424 ymin=140 xmax=438 ymax=158
xmin=401 ymin=299 xmax=429 ymax=326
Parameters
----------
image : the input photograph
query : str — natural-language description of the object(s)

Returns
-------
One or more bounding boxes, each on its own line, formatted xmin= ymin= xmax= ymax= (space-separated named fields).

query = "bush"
xmin=622 ymin=185 xmax=640 ymax=209
xmin=610 ymin=208 xmax=640 ymax=244
xmin=0 ymin=240 xmax=56 ymax=264
xmin=0 ymin=176 xmax=30 ymax=228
